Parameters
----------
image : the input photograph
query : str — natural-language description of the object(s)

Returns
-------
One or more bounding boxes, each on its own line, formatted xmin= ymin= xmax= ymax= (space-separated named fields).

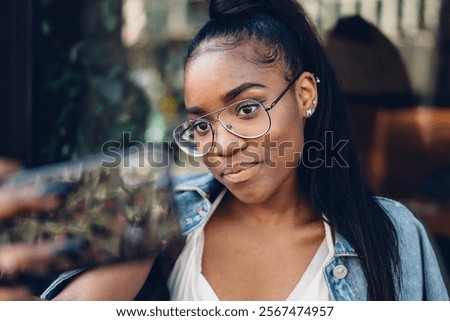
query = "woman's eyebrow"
xmin=185 ymin=82 xmax=266 ymax=115
xmin=186 ymin=106 xmax=205 ymax=116
xmin=221 ymin=82 xmax=266 ymax=103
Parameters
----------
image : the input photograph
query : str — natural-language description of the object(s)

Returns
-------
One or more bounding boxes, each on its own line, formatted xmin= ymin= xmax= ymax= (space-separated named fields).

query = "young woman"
xmin=38 ymin=0 xmax=448 ymax=301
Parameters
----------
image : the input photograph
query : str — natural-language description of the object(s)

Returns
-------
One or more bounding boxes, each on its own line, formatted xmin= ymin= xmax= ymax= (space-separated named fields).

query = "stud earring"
xmin=312 ymin=74 xmax=321 ymax=84
xmin=306 ymin=108 xmax=315 ymax=118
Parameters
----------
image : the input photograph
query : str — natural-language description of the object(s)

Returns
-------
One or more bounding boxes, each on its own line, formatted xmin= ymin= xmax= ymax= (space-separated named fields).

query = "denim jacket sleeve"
xmin=376 ymin=197 xmax=449 ymax=300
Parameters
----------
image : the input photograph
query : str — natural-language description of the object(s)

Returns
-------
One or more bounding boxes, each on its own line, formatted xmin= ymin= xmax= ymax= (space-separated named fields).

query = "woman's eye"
xmin=193 ymin=121 xmax=210 ymax=133
xmin=237 ymin=104 xmax=259 ymax=116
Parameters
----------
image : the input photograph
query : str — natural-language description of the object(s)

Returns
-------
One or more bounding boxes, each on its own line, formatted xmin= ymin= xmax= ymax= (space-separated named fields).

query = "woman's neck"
xmin=219 ymin=178 xmax=319 ymax=229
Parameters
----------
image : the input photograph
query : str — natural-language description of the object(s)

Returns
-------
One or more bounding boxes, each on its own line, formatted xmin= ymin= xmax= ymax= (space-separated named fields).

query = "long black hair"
xmin=186 ymin=0 xmax=400 ymax=300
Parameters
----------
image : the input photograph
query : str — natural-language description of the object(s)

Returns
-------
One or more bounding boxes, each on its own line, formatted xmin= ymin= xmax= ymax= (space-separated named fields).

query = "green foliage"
xmin=35 ymin=0 xmax=150 ymax=165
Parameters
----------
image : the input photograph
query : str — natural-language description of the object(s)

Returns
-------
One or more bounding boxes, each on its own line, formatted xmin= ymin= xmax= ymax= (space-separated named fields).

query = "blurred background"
xmin=1 ymin=0 xmax=449 ymax=288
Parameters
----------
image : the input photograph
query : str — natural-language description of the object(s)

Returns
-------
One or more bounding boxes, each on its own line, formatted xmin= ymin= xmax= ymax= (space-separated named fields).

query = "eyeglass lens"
xmin=174 ymin=99 xmax=270 ymax=156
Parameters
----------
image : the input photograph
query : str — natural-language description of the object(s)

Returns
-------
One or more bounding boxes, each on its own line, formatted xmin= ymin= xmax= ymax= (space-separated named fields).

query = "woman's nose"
xmin=211 ymin=124 xmax=242 ymax=157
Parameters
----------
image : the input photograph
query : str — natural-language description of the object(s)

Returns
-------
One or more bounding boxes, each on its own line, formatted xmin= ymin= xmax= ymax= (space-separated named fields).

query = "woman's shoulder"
xmin=375 ymin=196 xmax=420 ymax=225
xmin=375 ymin=197 xmax=449 ymax=300
xmin=374 ymin=196 xmax=428 ymax=240
xmin=374 ymin=196 xmax=437 ymax=266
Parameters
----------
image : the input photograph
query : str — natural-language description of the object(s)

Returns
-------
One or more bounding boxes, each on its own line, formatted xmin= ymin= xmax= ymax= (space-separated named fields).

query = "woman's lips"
xmin=221 ymin=162 xmax=260 ymax=181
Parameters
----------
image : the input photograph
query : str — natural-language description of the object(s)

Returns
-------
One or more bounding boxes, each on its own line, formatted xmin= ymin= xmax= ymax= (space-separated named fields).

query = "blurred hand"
xmin=0 ymin=159 xmax=60 ymax=220
xmin=0 ymin=157 xmax=163 ymax=301
xmin=0 ymin=286 xmax=36 ymax=301
xmin=0 ymin=158 xmax=60 ymax=300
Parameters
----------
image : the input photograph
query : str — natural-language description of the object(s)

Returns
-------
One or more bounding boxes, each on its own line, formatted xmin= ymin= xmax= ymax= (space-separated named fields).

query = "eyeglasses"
xmin=173 ymin=74 xmax=301 ymax=157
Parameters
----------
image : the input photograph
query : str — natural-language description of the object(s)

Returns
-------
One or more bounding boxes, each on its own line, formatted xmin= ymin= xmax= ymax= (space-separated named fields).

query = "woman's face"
xmin=184 ymin=42 xmax=316 ymax=204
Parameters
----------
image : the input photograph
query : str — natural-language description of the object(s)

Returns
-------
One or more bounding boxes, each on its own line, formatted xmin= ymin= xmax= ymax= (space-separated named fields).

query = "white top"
xmin=168 ymin=189 xmax=335 ymax=300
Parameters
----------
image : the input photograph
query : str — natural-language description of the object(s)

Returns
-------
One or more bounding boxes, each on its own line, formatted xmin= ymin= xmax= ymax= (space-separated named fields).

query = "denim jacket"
xmin=42 ymin=172 xmax=449 ymax=301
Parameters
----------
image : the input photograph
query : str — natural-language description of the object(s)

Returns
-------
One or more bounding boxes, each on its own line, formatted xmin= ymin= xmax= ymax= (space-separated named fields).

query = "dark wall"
xmin=0 ymin=0 xmax=85 ymax=167
xmin=435 ymin=0 xmax=450 ymax=106
xmin=0 ymin=0 xmax=34 ymax=166
xmin=0 ymin=0 xmax=149 ymax=168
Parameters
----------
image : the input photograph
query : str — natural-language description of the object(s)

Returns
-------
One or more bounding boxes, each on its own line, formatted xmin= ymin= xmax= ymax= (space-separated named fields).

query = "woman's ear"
xmin=294 ymin=72 xmax=319 ymax=119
